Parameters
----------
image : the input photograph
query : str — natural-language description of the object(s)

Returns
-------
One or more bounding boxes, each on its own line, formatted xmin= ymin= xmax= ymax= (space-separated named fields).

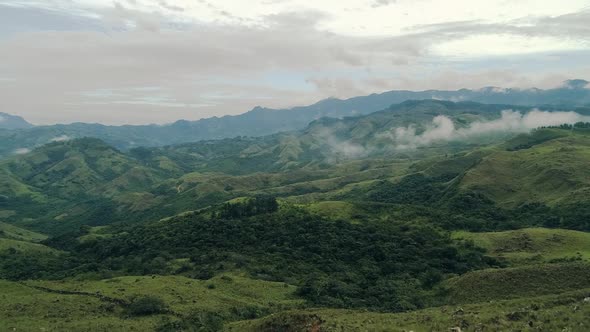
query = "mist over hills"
xmin=1 ymin=81 xmax=589 ymax=158
xmin=2 ymin=99 xmax=590 ymax=235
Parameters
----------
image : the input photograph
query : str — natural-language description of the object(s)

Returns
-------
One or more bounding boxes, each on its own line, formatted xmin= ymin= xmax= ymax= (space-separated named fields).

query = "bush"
xmin=127 ymin=295 xmax=167 ymax=316
xmin=156 ymin=312 xmax=224 ymax=332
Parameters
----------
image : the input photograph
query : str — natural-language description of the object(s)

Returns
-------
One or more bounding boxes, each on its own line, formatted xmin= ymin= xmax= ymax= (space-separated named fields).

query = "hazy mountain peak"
xmin=0 ymin=112 xmax=34 ymax=130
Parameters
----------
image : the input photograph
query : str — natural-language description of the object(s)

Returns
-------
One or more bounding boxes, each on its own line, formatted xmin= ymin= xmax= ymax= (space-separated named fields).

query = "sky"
xmin=0 ymin=0 xmax=589 ymax=125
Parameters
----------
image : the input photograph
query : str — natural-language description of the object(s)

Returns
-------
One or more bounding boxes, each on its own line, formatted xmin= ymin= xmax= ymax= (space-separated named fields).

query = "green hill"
xmin=443 ymin=262 xmax=590 ymax=304
xmin=1 ymin=100 xmax=590 ymax=330
xmin=0 ymin=274 xmax=301 ymax=331
xmin=228 ymin=288 xmax=590 ymax=332
xmin=453 ymin=228 xmax=590 ymax=265
xmin=0 ymin=221 xmax=47 ymax=242
xmin=459 ymin=128 xmax=590 ymax=207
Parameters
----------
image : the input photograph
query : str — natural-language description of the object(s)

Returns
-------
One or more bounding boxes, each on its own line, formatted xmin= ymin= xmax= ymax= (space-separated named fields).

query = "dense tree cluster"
xmin=356 ymin=174 xmax=590 ymax=232
xmin=216 ymin=195 xmax=279 ymax=219
xmin=1 ymin=205 xmax=494 ymax=311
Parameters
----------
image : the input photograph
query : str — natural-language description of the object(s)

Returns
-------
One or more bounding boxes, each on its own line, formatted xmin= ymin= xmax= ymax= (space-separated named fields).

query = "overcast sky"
xmin=1 ymin=0 xmax=589 ymax=125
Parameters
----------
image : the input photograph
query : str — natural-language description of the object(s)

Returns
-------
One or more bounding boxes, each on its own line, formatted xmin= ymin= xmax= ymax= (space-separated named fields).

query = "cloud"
xmin=0 ymin=3 xmax=589 ymax=125
xmin=391 ymin=110 xmax=590 ymax=149
xmin=50 ymin=135 xmax=71 ymax=142
xmin=0 ymin=5 xmax=105 ymax=37
xmin=158 ymin=1 xmax=184 ymax=12
xmin=371 ymin=0 xmax=396 ymax=8
xmin=314 ymin=127 xmax=368 ymax=159
xmin=13 ymin=148 xmax=31 ymax=155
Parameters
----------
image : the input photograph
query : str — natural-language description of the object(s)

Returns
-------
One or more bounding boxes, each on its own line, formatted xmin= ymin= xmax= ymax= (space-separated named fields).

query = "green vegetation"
xmin=127 ymin=296 xmax=168 ymax=316
xmin=453 ymin=228 xmax=590 ymax=265
xmin=228 ymin=288 xmax=590 ymax=332
xmin=0 ymin=221 xmax=47 ymax=242
xmin=443 ymin=262 xmax=590 ymax=304
xmin=1 ymin=100 xmax=590 ymax=330
xmin=0 ymin=273 xmax=301 ymax=331
xmin=10 ymin=206 xmax=492 ymax=312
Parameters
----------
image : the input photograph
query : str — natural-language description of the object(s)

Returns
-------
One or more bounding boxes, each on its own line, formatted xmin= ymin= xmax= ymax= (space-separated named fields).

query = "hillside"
xmin=1 ymin=100 xmax=590 ymax=330
xmin=0 ymin=138 xmax=169 ymax=233
xmin=131 ymin=100 xmax=546 ymax=175
xmin=459 ymin=129 xmax=590 ymax=207
xmin=228 ymin=289 xmax=590 ymax=331
xmin=453 ymin=228 xmax=590 ymax=265
xmin=2 ymin=101 xmax=590 ymax=236
xmin=0 ymin=273 xmax=301 ymax=331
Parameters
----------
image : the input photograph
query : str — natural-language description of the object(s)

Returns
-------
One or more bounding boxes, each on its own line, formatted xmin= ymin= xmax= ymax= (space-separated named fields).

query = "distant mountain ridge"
xmin=0 ymin=112 xmax=33 ymax=130
xmin=1 ymin=80 xmax=589 ymax=158
xmin=2 ymin=100 xmax=590 ymax=235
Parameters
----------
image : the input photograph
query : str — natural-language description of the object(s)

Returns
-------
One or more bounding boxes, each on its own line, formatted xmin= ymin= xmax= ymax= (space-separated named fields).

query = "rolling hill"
xmin=2 ymin=100 xmax=590 ymax=235
xmin=1 ymin=98 xmax=590 ymax=330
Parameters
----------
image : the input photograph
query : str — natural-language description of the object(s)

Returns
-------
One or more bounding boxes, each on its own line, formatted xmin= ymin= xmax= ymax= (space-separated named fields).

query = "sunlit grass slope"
xmin=1 ymin=273 xmax=301 ymax=331
xmin=227 ymin=288 xmax=590 ymax=332
xmin=453 ymin=228 xmax=590 ymax=265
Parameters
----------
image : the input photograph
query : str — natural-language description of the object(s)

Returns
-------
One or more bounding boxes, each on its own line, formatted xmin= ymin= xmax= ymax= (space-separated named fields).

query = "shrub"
xmin=156 ymin=312 xmax=224 ymax=332
xmin=127 ymin=295 xmax=167 ymax=316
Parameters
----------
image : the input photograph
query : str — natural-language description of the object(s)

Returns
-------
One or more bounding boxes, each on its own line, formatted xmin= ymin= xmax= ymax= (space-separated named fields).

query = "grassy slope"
xmin=459 ymin=129 xmax=590 ymax=207
xmin=0 ymin=237 xmax=59 ymax=254
xmin=443 ymin=262 xmax=590 ymax=304
xmin=0 ymin=221 xmax=47 ymax=242
xmin=228 ymin=289 xmax=590 ymax=332
xmin=453 ymin=228 xmax=590 ymax=265
xmin=0 ymin=279 xmax=163 ymax=332
xmin=1 ymin=273 xmax=301 ymax=331
xmin=0 ymin=221 xmax=57 ymax=254
xmin=26 ymin=273 xmax=302 ymax=315
xmin=5 ymin=268 xmax=588 ymax=331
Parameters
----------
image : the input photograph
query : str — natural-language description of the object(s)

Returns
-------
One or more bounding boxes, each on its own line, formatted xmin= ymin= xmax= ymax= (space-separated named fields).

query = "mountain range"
xmin=2 ymin=99 xmax=589 ymax=235
xmin=1 ymin=80 xmax=589 ymax=158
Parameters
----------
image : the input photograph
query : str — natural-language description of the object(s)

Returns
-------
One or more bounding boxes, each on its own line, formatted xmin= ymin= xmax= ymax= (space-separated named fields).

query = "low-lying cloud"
xmin=392 ymin=110 xmax=590 ymax=149
xmin=49 ymin=135 xmax=71 ymax=143
xmin=13 ymin=148 xmax=31 ymax=155
xmin=315 ymin=127 xmax=367 ymax=159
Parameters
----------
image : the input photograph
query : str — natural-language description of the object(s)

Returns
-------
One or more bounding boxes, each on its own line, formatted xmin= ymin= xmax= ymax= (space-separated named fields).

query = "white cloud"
xmin=0 ymin=2 xmax=589 ymax=124
xmin=392 ymin=110 xmax=590 ymax=149
xmin=50 ymin=135 xmax=71 ymax=142
xmin=13 ymin=148 xmax=31 ymax=155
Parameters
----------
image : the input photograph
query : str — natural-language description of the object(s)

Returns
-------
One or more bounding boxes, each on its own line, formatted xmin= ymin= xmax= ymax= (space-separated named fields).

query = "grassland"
xmin=0 ymin=221 xmax=58 ymax=254
xmin=1 ymin=273 xmax=302 ymax=331
xmin=227 ymin=288 xmax=590 ymax=332
xmin=453 ymin=227 xmax=590 ymax=265
xmin=0 ymin=279 xmax=163 ymax=332
xmin=0 ymin=221 xmax=47 ymax=242
xmin=443 ymin=262 xmax=590 ymax=304
xmin=459 ymin=130 xmax=590 ymax=207
xmin=0 ymin=237 xmax=59 ymax=254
